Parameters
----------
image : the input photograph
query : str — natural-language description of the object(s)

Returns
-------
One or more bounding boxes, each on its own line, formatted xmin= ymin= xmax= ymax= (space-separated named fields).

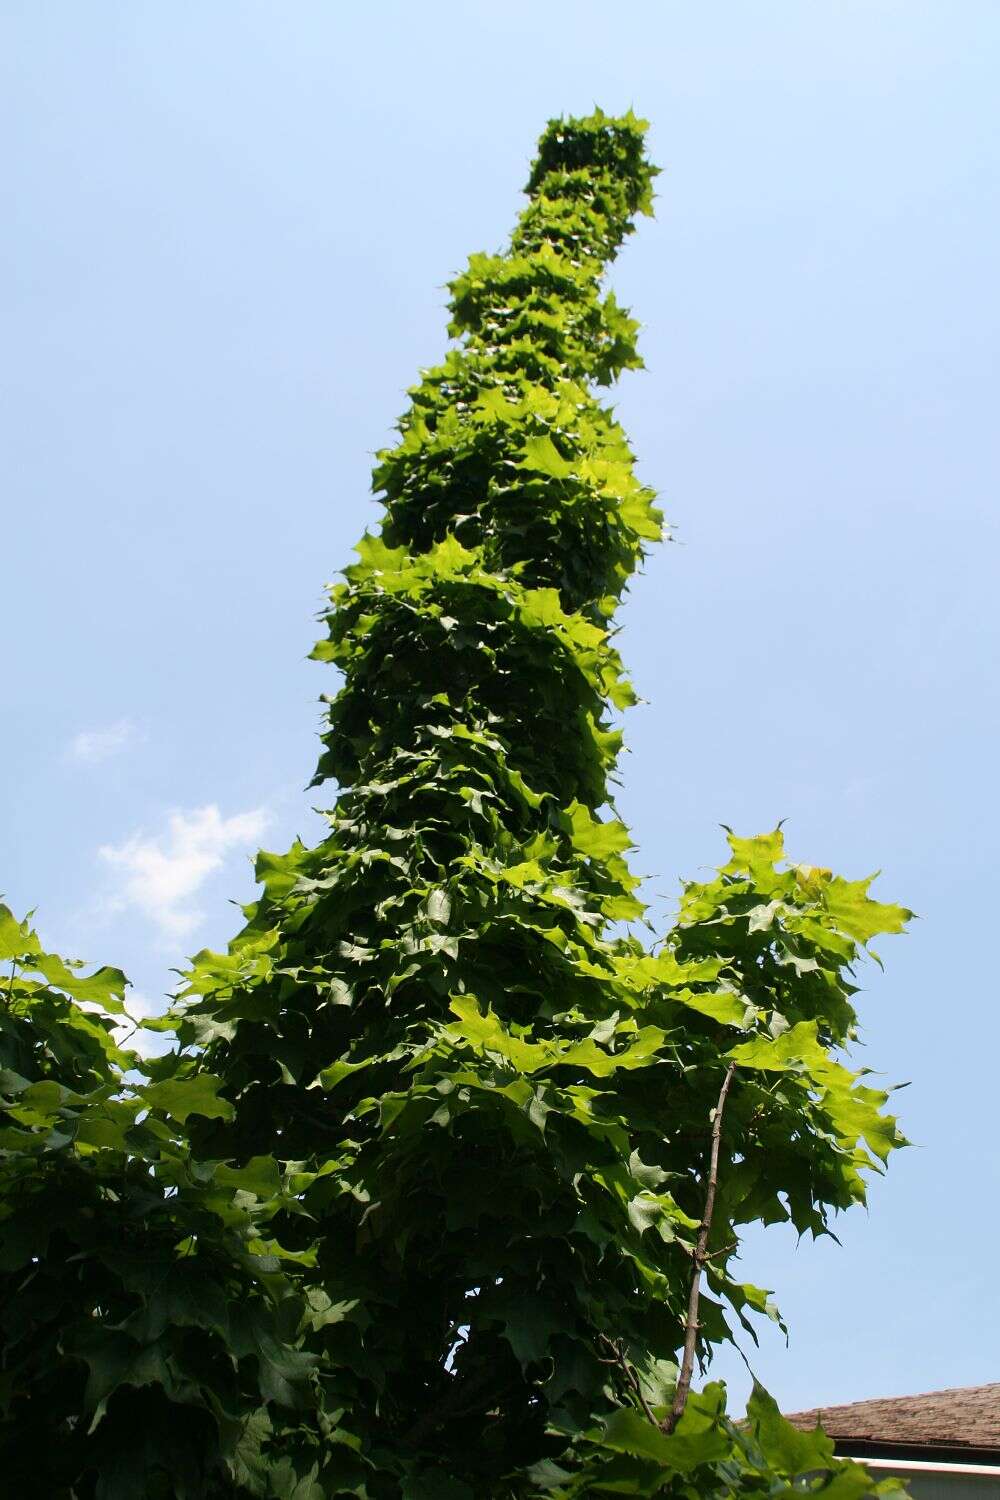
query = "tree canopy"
xmin=0 ymin=111 xmax=910 ymax=1498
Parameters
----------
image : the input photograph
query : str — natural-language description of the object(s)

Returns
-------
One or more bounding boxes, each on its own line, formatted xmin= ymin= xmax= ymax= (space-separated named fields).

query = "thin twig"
xmin=678 ymin=1238 xmax=736 ymax=1264
xmin=599 ymin=1333 xmax=657 ymax=1427
xmin=621 ymin=1352 xmax=658 ymax=1428
xmin=662 ymin=1061 xmax=736 ymax=1435
xmin=4 ymin=960 xmax=16 ymax=1010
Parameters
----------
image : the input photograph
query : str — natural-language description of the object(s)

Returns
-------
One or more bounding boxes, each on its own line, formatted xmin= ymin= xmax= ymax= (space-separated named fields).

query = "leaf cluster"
xmin=0 ymin=907 xmax=317 ymax=1497
xmin=1 ymin=112 xmax=911 ymax=1498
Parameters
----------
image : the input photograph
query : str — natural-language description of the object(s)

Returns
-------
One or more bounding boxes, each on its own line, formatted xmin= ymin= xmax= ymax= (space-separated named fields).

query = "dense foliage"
xmin=0 ymin=906 xmax=316 ymax=1498
xmin=1 ymin=112 xmax=911 ymax=1497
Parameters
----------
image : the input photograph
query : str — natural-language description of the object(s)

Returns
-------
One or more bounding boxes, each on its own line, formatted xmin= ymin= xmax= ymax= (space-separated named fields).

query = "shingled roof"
xmin=787 ymin=1383 xmax=1000 ymax=1462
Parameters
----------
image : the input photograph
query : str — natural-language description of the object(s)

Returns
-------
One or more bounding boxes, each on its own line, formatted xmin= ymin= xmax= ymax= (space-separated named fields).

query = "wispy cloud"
xmin=98 ymin=803 xmax=270 ymax=942
xmin=115 ymin=992 xmax=171 ymax=1059
xmin=69 ymin=718 xmax=142 ymax=764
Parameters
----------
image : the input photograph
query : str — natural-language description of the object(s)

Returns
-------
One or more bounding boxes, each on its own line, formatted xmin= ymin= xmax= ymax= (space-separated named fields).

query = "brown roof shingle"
xmin=787 ymin=1383 xmax=1000 ymax=1456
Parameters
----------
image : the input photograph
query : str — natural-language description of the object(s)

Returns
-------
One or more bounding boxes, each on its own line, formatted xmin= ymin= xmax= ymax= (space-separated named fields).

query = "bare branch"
xmin=599 ymin=1333 xmax=658 ymax=1427
xmin=661 ymin=1061 xmax=737 ymax=1434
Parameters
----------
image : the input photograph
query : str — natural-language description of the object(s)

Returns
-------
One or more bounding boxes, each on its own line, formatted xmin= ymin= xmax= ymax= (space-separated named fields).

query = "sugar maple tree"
xmin=1 ymin=112 xmax=911 ymax=1497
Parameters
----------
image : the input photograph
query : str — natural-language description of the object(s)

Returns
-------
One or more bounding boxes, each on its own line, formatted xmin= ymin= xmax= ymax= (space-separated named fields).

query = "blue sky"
xmin=3 ymin=1 xmax=998 ymax=1416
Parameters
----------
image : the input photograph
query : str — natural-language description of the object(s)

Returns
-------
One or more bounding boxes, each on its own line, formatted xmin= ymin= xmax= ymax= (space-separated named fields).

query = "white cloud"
xmin=114 ymin=992 xmax=171 ymax=1059
xmin=99 ymin=803 xmax=270 ymax=942
xmin=69 ymin=718 xmax=142 ymax=764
